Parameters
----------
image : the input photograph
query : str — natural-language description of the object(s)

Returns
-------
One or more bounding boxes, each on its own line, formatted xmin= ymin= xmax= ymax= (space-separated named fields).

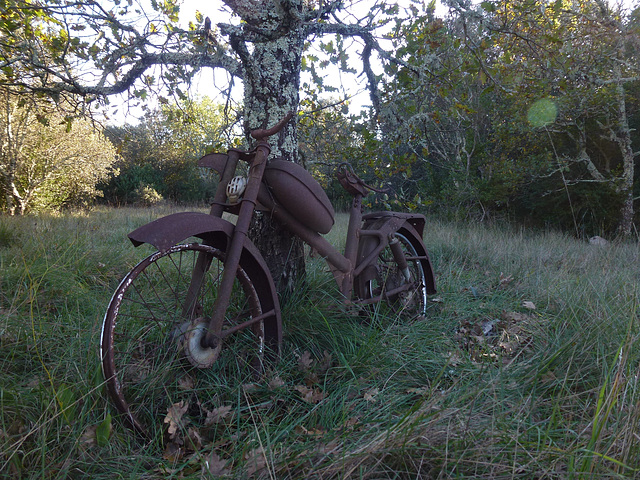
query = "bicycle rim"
xmin=100 ymin=243 xmax=264 ymax=435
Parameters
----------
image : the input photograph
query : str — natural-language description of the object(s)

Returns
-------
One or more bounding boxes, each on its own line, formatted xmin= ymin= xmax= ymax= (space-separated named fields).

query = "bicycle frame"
xmin=129 ymin=113 xmax=435 ymax=349
xmin=196 ymin=129 xmax=435 ymax=350
xmin=199 ymin=140 xmax=274 ymax=348
xmin=255 ymin=169 xmax=435 ymax=305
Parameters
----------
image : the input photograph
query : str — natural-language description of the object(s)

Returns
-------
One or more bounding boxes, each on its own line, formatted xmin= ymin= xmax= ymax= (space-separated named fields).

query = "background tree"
xmin=297 ymin=101 xmax=385 ymax=211
xmin=445 ymin=0 xmax=640 ymax=233
xmin=0 ymin=93 xmax=117 ymax=214
xmin=376 ymin=0 xmax=639 ymax=233
xmin=103 ymin=97 xmax=229 ymax=205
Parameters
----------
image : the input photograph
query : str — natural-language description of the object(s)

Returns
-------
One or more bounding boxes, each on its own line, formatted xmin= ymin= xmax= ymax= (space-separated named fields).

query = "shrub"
xmin=133 ymin=183 xmax=163 ymax=206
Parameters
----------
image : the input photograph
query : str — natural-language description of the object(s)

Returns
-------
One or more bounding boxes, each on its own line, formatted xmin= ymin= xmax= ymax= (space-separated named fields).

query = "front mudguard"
xmin=357 ymin=212 xmax=436 ymax=295
xmin=127 ymin=212 xmax=282 ymax=350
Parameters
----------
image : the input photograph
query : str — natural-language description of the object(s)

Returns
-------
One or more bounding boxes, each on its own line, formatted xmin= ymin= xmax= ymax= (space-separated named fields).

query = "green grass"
xmin=1 ymin=207 xmax=639 ymax=479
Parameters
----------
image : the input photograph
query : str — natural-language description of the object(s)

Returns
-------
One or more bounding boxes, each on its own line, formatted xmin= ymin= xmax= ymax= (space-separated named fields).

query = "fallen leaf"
xmin=522 ymin=301 xmax=536 ymax=310
xmin=499 ymin=341 xmax=518 ymax=354
xmin=343 ymin=417 xmax=360 ymax=430
xmin=318 ymin=351 xmax=333 ymax=374
xmin=363 ymin=387 xmax=379 ymax=402
xmin=499 ymin=273 xmax=514 ymax=286
xmin=244 ymin=447 xmax=268 ymax=477
xmin=95 ymin=413 xmax=112 ymax=447
xmin=202 ymin=450 xmax=231 ymax=477
xmin=163 ymin=441 xmax=184 ymax=462
xmin=295 ymin=385 xmax=325 ymax=404
xmin=406 ymin=387 xmax=429 ymax=395
xmin=164 ymin=401 xmax=189 ymax=439
xmin=178 ymin=374 xmax=194 ymax=390
xmin=242 ymin=383 xmax=258 ymax=393
xmin=314 ymin=440 xmax=340 ymax=456
xmin=268 ymin=376 xmax=285 ymax=389
xmin=294 ymin=425 xmax=325 ymax=436
xmin=464 ymin=286 xmax=480 ymax=298
xmin=186 ymin=427 xmax=202 ymax=450
xmin=502 ymin=311 xmax=530 ymax=323
xmin=79 ymin=425 xmax=97 ymax=450
xmin=205 ymin=405 xmax=232 ymax=425
xmin=298 ymin=351 xmax=313 ymax=371
xmin=304 ymin=372 xmax=320 ymax=386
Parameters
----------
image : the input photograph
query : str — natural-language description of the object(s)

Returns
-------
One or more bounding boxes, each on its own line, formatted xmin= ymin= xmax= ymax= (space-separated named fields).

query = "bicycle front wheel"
xmin=100 ymin=243 xmax=272 ymax=435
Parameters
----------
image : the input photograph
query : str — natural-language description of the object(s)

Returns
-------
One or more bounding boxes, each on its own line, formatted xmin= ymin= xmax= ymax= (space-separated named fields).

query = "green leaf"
xmin=96 ymin=413 xmax=112 ymax=447
xmin=55 ymin=384 xmax=76 ymax=424
xmin=553 ymin=0 xmax=563 ymax=14
xmin=480 ymin=1 xmax=495 ymax=13
xmin=36 ymin=113 xmax=50 ymax=126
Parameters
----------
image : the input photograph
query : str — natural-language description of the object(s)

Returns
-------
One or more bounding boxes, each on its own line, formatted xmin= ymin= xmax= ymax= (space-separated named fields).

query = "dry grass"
xmin=1 ymin=208 xmax=639 ymax=478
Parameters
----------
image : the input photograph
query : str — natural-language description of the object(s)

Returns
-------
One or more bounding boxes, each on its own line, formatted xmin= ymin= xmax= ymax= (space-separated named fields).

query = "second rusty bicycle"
xmin=100 ymin=113 xmax=436 ymax=435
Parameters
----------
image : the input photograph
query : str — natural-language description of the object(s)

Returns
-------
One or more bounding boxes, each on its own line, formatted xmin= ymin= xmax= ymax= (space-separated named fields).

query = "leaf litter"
xmin=454 ymin=309 xmax=542 ymax=362
xmin=151 ymin=349 xmax=347 ymax=475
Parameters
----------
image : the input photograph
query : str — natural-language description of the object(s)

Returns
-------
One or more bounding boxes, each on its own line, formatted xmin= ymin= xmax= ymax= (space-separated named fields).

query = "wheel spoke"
xmin=101 ymin=243 xmax=268 ymax=435
xmin=355 ymin=229 xmax=428 ymax=318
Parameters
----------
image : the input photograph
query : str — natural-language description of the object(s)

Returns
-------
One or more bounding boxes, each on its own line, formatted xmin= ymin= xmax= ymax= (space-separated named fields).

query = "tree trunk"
xmin=613 ymin=63 xmax=635 ymax=237
xmin=244 ymin=32 xmax=306 ymax=297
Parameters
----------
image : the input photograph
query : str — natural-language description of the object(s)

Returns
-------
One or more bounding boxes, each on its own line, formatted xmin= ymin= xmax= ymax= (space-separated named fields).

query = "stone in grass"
xmin=589 ymin=236 xmax=609 ymax=246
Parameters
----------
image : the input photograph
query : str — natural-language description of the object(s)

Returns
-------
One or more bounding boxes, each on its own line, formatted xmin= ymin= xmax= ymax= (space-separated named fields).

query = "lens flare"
xmin=527 ymin=98 xmax=557 ymax=127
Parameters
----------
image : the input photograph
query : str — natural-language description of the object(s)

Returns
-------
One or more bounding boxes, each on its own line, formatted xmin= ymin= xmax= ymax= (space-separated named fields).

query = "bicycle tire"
xmin=354 ymin=227 xmax=428 ymax=318
xmin=100 ymin=243 xmax=277 ymax=435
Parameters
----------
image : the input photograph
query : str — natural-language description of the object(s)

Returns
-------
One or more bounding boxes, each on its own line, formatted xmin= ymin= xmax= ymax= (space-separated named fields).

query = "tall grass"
xmin=1 ymin=208 xmax=638 ymax=478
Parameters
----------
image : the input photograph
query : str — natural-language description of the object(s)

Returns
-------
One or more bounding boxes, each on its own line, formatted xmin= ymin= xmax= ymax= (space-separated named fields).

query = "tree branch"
xmin=3 ymin=49 xmax=243 ymax=98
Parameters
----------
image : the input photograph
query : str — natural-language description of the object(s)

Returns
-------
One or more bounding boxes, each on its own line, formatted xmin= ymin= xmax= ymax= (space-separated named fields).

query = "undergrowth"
xmin=1 ymin=207 xmax=639 ymax=479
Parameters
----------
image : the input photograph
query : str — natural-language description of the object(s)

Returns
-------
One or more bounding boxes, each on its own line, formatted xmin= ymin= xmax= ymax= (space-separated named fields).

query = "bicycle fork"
xmin=200 ymin=142 xmax=271 ymax=349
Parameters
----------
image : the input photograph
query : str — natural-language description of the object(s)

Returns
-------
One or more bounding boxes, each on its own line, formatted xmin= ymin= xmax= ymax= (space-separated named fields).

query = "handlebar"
xmin=250 ymin=111 xmax=294 ymax=141
xmin=219 ymin=112 xmax=294 ymax=166
xmin=336 ymin=162 xmax=387 ymax=196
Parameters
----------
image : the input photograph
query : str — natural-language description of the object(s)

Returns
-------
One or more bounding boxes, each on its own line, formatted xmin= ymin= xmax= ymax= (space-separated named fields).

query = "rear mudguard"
xmin=357 ymin=212 xmax=437 ymax=295
xmin=127 ymin=212 xmax=282 ymax=350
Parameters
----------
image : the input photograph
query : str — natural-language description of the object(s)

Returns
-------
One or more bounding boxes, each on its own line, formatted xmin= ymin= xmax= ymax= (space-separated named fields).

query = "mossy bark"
xmin=242 ymin=22 xmax=307 ymax=296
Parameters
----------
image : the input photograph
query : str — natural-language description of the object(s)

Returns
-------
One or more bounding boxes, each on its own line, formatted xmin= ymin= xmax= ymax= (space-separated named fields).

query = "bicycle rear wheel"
xmin=355 ymin=228 xmax=428 ymax=318
xmin=100 ymin=243 xmax=273 ymax=435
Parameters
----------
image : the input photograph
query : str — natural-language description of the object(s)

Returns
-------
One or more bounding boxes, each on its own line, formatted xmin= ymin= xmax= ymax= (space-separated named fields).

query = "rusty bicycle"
xmin=100 ymin=113 xmax=436 ymax=434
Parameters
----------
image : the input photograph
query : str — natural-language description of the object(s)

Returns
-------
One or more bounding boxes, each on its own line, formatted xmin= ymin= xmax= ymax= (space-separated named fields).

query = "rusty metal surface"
xmin=358 ymin=217 xmax=437 ymax=295
xmin=264 ymin=159 xmax=335 ymax=234
xmin=197 ymin=153 xmax=228 ymax=174
xmin=128 ymin=212 xmax=233 ymax=251
xmin=125 ymin=211 xmax=283 ymax=348
xmin=363 ymin=211 xmax=426 ymax=238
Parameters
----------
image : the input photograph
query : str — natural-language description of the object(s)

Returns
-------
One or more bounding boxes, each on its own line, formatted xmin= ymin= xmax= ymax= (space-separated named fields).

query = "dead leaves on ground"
xmin=292 ymin=349 xmax=333 ymax=404
xmin=158 ymin=349 xmax=338 ymax=473
xmin=454 ymin=310 xmax=543 ymax=364
xmin=152 ymin=349 xmax=425 ymax=477
xmin=205 ymin=405 xmax=232 ymax=425
xmin=165 ymin=401 xmax=189 ymax=439
xmin=449 ymin=270 xmax=545 ymax=364
xmin=294 ymin=385 xmax=326 ymax=404
xmin=202 ymin=450 xmax=231 ymax=477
